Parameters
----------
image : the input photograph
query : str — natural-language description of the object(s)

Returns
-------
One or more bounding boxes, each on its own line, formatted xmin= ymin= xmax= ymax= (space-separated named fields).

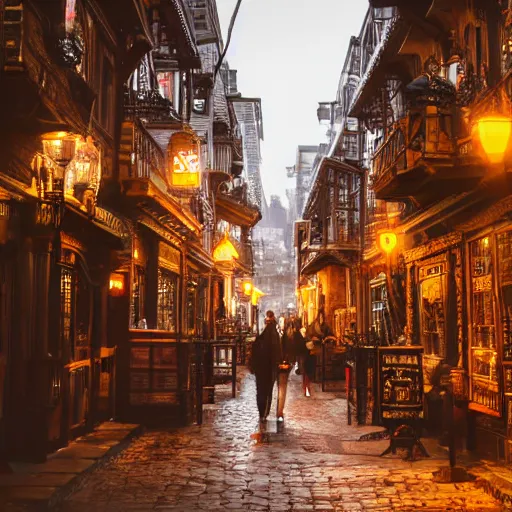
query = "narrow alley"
xmin=45 ymin=371 xmax=502 ymax=512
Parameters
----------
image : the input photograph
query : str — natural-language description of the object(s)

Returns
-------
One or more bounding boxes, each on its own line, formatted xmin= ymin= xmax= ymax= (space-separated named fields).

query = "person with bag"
xmin=249 ymin=310 xmax=282 ymax=423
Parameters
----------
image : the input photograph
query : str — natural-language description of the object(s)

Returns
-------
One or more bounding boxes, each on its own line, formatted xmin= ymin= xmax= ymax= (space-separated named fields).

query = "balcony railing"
xmin=371 ymin=107 xmax=458 ymax=200
xmin=124 ymin=89 xmax=181 ymax=124
xmin=120 ymin=119 xmax=168 ymax=196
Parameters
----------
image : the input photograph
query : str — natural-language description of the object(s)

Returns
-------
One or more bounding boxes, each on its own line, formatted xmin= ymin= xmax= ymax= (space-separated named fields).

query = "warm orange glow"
xmin=212 ymin=233 xmax=239 ymax=262
xmin=169 ymin=131 xmax=200 ymax=187
xmin=243 ymin=282 xmax=253 ymax=295
xmin=251 ymin=287 xmax=265 ymax=306
xmin=109 ymin=273 xmax=125 ymax=296
xmin=379 ymin=232 xmax=397 ymax=254
xmin=476 ymin=116 xmax=512 ymax=163
xmin=133 ymin=248 xmax=139 ymax=260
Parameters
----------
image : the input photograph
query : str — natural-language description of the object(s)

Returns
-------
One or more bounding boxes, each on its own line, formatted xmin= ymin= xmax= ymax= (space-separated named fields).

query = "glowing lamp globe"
xmin=243 ymin=282 xmax=253 ymax=295
xmin=212 ymin=234 xmax=239 ymax=263
xmin=109 ymin=273 xmax=125 ymax=296
xmin=476 ymin=116 xmax=512 ymax=164
xmin=379 ymin=232 xmax=397 ymax=254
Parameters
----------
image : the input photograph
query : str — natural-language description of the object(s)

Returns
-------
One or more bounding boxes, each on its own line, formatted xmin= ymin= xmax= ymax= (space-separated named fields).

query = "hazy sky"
xmin=216 ymin=0 xmax=369 ymax=206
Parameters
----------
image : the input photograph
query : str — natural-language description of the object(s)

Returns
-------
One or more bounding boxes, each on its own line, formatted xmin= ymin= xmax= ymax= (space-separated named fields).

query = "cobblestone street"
xmin=56 ymin=371 xmax=504 ymax=512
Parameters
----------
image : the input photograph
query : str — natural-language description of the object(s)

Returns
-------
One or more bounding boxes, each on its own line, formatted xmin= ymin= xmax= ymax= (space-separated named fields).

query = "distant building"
xmin=253 ymin=195 xmax=295 ymax=324
xmin=286 ymin=145 xmax=319 ymax=219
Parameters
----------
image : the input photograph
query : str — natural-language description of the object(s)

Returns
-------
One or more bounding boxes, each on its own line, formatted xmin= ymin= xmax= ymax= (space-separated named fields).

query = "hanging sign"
xmin=168 ymin=131 xmax=200 ymax=187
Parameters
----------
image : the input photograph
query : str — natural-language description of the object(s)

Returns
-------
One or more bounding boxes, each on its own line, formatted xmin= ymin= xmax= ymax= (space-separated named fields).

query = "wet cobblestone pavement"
xmin=56 ymin=370 xmax=504 ymax=511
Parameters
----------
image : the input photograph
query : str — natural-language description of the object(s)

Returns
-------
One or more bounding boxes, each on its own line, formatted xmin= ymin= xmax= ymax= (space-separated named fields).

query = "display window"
xmin=419 ymin=262 xmax=447 ymax=359
xmin=157 ymin=268 xmax=178 ymax=332
xmin=469 ymin=236 xmax=499 ymax=414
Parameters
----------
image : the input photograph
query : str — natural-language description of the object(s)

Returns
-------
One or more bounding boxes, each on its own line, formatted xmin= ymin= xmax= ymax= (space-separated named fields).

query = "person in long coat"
xmin=249 ymin=310 xmax=282 ymax=422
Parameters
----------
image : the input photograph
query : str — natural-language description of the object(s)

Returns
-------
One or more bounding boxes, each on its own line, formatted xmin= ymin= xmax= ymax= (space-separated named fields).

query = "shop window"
xmin=498 ymin=231 xmax=512 ymax=360
xmin=419 ymin=264 xmax=446 ymax=358
xmin=61 ymin=268 xmax=74 ymax=356
xmin=130 ymin=265 xmax=146 ymax=329
xmin=370 ymin=274 xmax=388 ymax=343
xmin=60 ymin=257 xmax=91 ymax=362
xmin=470 ymin=237 xmax=499 ymax=412
xmin=157 ymin=269 xmax=178 ymax=331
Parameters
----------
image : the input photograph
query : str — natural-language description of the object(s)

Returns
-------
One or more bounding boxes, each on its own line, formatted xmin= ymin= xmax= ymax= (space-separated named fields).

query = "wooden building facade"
xmin=298 ymin=0 xmax=512 ymax=460
xmin=0 ymin=0 xmax=262 ymax=462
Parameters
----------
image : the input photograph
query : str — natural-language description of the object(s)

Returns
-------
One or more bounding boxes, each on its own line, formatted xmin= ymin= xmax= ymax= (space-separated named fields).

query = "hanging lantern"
xmin=168 ymin=131 xmax=200 ymax=187
xmin=378 ymin=231 xmax=397 ymax=254
xmin=212 ymin=232 xmax=239 ymax=263
xmin=475 ymin=115 xmax=512 ymax=164
xmin=41 ymin=132 xmax=78 ymax=167
xmin=243 ymin=281 xmax=253 ymax=295
xmin=109 ymin=273 xmax=125 ymax=296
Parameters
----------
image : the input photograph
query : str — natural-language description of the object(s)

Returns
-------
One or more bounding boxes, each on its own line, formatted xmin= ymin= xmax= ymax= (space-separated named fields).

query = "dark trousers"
xmin=256 ymin=372 xmax=275 ymax=419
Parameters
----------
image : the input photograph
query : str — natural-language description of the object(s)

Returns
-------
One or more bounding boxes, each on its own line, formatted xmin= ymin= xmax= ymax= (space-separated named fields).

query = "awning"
xmin=301 ymin=250 xmax=350 ymax=276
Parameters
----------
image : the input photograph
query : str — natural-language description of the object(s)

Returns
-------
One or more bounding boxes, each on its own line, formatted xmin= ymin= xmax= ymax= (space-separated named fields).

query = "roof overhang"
xmin=301 ymin=250 xmax=350 ymax=276
xmin=215 ymin=194 xmax=261 ymax=228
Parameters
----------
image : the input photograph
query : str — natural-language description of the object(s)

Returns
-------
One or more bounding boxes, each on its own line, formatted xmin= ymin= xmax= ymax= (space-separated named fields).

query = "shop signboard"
xmin=377 ymin=346 xmax=424 ymax=423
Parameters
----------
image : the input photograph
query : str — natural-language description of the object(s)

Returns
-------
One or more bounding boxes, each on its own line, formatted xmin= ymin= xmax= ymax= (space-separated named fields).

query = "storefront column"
xmin=406 ymin=263 xmax=414 ymax=345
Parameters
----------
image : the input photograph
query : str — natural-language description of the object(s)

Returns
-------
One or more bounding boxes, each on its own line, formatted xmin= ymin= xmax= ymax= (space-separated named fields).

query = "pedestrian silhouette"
xmin=249 ymin=310 xmax=282 ymax=424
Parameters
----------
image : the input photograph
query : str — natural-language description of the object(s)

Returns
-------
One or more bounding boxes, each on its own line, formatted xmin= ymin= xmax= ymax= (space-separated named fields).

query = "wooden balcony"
xmin=119 ymin=119 xmax=201 ymax=235
xmin=372 ymin=107 xmax=485 ymax=204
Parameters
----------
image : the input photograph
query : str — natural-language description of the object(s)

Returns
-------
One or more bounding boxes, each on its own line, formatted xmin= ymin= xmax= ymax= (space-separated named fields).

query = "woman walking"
xmin=249 ymin=311 xmax=282 ymax=423
xmin=276 ymin=318 xmax=297 ymax=421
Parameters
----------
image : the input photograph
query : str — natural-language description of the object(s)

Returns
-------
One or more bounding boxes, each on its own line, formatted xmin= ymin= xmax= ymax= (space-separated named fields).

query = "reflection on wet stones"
xmin=52 ymin=370 xmax=503 ymax=512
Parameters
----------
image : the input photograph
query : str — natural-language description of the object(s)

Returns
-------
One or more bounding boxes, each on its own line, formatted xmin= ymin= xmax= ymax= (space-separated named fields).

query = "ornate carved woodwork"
xmin=454 ymin=246 xmax=464 ymax=369
xmin=404 ymin=232 xmax=462 ymax=264
xmin=455 ymin=195 xmax=512 ymax=233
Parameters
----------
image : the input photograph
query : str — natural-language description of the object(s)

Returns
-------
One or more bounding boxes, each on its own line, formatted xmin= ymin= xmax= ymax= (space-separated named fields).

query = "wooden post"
xmin=232 ymin=343 xmax=237 ymax=399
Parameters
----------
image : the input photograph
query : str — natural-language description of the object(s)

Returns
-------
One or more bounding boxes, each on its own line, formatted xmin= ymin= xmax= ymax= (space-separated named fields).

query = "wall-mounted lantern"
xmin=41 ymin=132 xmax=78 ymax=167
xmin=378 ymin=231 xmax=397 ymax=254
xmin=109 ymin=273 xmax=125 ymax=296
xmin=475 ymin=115 xmax=512 ymax=164
xmin=243 ymin=281 xmax=253 ymax=296
xmin=212 ymin=232 xmax=239 ymax=263
xmin=168 ymin=131 xmax=200 ymax=187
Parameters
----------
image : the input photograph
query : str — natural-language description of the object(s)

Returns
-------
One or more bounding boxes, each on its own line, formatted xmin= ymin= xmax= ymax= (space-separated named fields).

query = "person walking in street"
xmin=249 ymin=310 xmax=282 ymax=424
xmin=276 ymin=318 xmax=297 ymax=422
xmin=304 ymin=309 xmax=335 ymax=397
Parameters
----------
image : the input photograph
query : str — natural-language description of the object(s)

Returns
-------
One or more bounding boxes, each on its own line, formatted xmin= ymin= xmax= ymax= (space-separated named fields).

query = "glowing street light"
xmin=243 ymin=281 xmax=253 ymax=296
xmin=475 ymin=115 xmax=512 ymax=164
xmin=212 ymin=232 xmax=239 ymax=263
xmin=378 ymin=231 xmax=397 ymax=254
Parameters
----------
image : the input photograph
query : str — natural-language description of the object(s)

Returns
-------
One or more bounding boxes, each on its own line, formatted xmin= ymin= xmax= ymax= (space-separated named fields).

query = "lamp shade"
xmin=378 ymin=232 xmax=397 ymax=254
xmin=251 ymin=287 xmax=265 ymax=306
xmin=476 ymin=116 xmax=512 ymax=163
xmin=212 ymin=233 xmax=239 ymax=262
